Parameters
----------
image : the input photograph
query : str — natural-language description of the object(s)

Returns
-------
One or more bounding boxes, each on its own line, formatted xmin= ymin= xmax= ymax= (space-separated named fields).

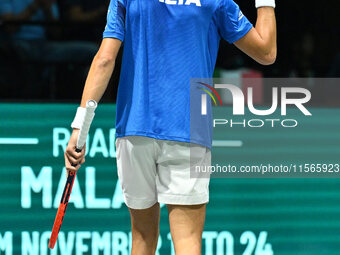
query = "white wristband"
xmin=71 ymin=107 xmax=86 ymax=129
xmin=255 ymin=0 xmax=275 ymax=8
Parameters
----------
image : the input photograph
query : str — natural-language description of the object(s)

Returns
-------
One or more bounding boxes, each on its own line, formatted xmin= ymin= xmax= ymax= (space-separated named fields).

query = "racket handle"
xmin=71 ymin=148 xmax=82 ymax=167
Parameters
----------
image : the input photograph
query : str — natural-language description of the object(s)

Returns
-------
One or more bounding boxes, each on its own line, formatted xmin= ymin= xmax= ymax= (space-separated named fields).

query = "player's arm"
xmin=80 ymin=38 xmax=121 ymax=107
xmin=234 ymin=2 xmax=277 ymax=65
xmin=65 ymin=38 xmax=122 ymax=172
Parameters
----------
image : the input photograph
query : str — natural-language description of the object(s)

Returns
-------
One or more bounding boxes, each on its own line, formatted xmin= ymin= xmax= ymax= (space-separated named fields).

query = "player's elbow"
xmin=95 ymin=54 xmax=115 ymax=69
xmin=261 ymin=52 xmax=276 ymax=65
xmin=258 ymin=47 xmax=277 ymax=66
xmin=94 ymin=53 xmax=115 ymax=69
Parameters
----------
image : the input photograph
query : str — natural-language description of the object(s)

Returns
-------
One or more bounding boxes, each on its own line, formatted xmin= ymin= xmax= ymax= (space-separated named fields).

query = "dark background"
xmin=0 ymin=0 xmax=339 ymax=103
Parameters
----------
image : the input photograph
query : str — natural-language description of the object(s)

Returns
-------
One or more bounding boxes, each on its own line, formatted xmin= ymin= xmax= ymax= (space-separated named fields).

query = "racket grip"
xmin=71 ymin=148 xmax=82 ymax=167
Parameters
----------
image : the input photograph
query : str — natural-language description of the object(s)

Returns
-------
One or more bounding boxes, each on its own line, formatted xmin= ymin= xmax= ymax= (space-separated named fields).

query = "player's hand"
xmin=65 ymin=129 xmax=86 ymax=173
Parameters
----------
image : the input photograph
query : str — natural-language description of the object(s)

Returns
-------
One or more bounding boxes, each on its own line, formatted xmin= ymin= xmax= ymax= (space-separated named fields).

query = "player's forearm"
xmin=80 ymin=54 xmax=115 ymax=107
xmin=255 ymin=7 xmax=277 ymax=63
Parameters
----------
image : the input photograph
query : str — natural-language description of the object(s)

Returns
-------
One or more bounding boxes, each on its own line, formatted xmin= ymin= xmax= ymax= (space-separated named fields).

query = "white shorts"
xmin=116 ymin=136 xmax=211 ymax=209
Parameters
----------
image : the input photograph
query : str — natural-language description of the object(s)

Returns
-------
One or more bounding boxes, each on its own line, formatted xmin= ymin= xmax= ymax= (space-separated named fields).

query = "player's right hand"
xmin=65 ymin=129 xmax=86 ymax=173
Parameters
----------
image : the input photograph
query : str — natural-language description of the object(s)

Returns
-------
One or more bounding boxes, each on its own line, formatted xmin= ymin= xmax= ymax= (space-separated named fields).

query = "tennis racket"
xmin=48 ymin=100 xmax=97 ymax=249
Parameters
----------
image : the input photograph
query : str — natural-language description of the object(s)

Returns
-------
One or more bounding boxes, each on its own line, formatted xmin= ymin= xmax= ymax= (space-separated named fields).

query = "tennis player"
xmin=65 ymin=0 xmax=276 ymax=254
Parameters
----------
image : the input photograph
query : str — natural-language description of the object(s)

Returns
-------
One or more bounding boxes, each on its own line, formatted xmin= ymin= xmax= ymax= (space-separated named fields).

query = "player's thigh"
xmin=129 ymin=203 xmax=161 ymax=238
xmin=167 ymin=204 xmax=206 ymax=245
xmin=156 ymin=141 xmax=211 ymax=205
xmin=116 ymin=136 xmax=158 ymax=209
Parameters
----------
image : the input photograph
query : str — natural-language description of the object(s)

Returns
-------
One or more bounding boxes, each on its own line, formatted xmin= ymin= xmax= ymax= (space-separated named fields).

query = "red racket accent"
xmin=48 ymin=170 xmax=77 ymax=249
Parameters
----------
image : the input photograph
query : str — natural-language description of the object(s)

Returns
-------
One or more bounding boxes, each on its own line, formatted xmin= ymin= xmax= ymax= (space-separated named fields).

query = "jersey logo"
xmin=159 ymin=0 xmax=202 ymax=7
xmin=238 ymin=11 xmax=244 ymax=21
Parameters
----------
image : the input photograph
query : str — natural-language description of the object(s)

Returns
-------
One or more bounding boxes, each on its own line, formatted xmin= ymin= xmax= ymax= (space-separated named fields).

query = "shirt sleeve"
xmin=216 ymin=0 xmax=253 ymax=44
xmin=0 ymin=0 xmax=13 ymax=16
xmin=103 ymin=0 xmax=126 ymax=42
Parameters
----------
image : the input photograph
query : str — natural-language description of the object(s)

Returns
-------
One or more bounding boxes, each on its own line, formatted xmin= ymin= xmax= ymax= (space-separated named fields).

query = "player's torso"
xmin=116 ymin=0 xmax=223 ymax=146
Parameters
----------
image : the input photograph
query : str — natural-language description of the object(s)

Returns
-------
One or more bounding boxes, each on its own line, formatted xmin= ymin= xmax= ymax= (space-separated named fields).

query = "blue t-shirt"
xmin=104 ymin=0 xmax=252 ymax=148
xmin=0 ymin=0 xmax=59 ymax=40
